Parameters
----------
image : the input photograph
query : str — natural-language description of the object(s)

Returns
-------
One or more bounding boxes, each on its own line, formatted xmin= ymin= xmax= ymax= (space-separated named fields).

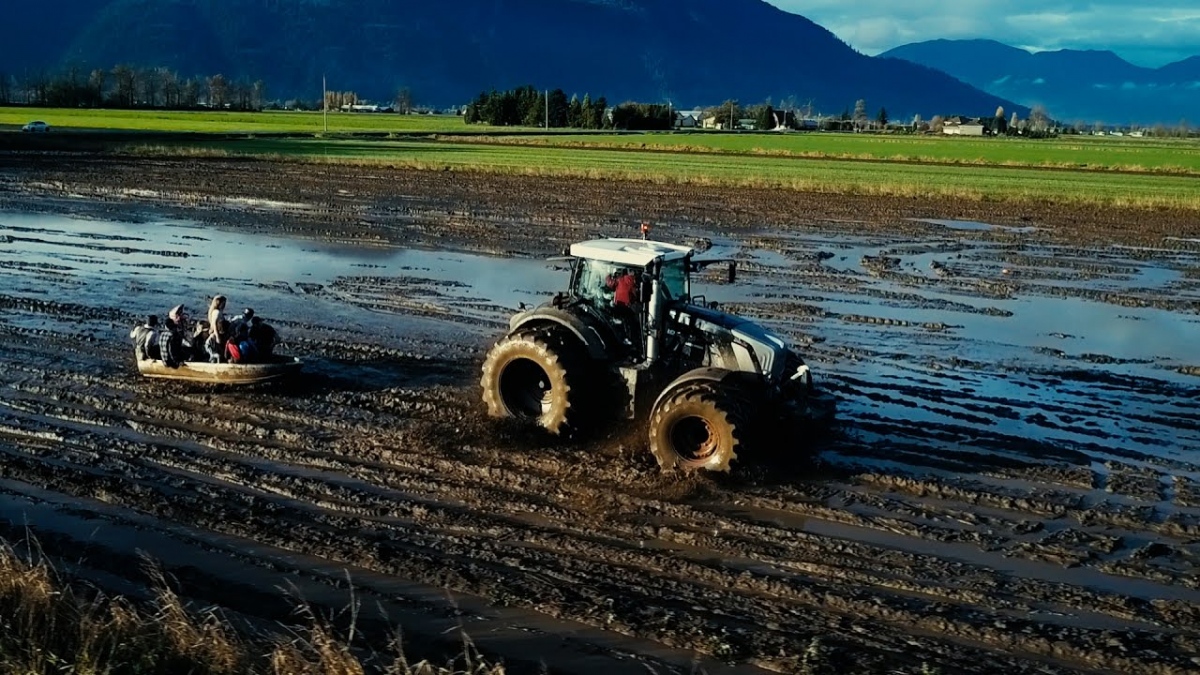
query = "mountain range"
xmin=0 ymin=0 xmax=1022 ymax=119
xmin=880 ymin=39 xmax=1200 ymax=125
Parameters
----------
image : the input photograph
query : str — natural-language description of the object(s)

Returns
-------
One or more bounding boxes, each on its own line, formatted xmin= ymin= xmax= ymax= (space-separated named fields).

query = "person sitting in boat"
xmin=248 ymin=316 xmax=278 ymax=359
xmin=230 ymin=307 xmax=255 ymax=343
xmin=159 ymin=305 xmax=188 ymax=368
xmin=130 ymin=314 xmax=159 ymax=361
xmin=206 ymin=318 xmax=230 ymax=363
xmin=206 ymin=295 xmax=229 ymax=361
xmin=189 ymin=320 xmax=211 ymax=362
xmin=225 ymin=336 xmax=258 ymax=364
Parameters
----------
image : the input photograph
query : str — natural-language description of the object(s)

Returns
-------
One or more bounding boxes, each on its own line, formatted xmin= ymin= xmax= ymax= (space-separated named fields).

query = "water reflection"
xmin=0 ymin=212 xmax=563 ymax=340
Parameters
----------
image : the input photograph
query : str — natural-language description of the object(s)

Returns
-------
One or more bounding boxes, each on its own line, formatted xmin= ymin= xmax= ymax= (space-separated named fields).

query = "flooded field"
xmin=1 ymin=156 xmax=1199 ymax=674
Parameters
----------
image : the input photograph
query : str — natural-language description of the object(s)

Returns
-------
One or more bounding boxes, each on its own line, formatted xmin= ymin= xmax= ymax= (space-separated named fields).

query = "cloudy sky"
xmin=768 ymin=1 xmax=1200 ymax=67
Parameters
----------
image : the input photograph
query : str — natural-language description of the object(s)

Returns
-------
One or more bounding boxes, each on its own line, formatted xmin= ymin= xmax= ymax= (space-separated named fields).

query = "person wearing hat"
xmin=159 ymin=305 xmax=188 ymax=368
xmin=230 ymin=307 xmax=254 ymax=343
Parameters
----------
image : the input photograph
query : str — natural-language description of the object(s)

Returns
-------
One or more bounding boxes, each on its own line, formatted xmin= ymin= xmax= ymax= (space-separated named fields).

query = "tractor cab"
xmin=566 ymin=238 xmax=693 ymax=302
xmin=564 ymin=238 xmax=695 ymax=358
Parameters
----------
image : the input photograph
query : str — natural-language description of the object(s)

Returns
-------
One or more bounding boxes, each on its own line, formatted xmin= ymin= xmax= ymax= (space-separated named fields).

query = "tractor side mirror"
xmin=728 ymin=262 xmax=737 ymax=284
xmin=640 ymin=276 xmax=653 ymax=304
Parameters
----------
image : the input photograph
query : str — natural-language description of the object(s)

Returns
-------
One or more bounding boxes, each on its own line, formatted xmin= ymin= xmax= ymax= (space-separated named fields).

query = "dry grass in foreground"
xmin=0 ymin=539 xmax=505 ymax=675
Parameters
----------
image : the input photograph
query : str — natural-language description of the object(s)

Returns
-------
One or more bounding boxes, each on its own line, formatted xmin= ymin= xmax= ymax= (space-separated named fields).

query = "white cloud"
xmin=767 ymin=1 xmax=1200 ymax=67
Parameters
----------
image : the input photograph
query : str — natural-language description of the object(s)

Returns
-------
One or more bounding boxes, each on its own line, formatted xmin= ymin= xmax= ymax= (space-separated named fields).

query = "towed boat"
xmin=136 ymin=352 xmax=302 ymax=384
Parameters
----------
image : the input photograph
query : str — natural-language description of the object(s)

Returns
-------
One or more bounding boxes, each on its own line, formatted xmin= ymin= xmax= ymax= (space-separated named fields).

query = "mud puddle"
xmin=0 ymin=211 xmax=560 ymax=341
xmin=697 ymin=229 xmax=1200 ymax=472
xmin=4 ymin=210 xmax=1198 ymax=469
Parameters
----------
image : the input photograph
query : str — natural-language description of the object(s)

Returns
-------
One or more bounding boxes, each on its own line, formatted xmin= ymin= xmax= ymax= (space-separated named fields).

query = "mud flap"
xmin=619 ymin=366 xmax=640 ymax=419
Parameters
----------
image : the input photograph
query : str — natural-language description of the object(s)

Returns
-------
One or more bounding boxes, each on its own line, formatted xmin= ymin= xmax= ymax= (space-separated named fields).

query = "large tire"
xmin=480 ymin=329 xmax=590 ymax=436
xmin=648 ymin=382 xmax=745 ymax=472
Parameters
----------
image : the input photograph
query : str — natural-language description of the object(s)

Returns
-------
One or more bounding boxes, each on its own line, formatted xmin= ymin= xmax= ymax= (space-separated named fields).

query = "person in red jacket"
xmin=605 ymin=269 xmax=640 ymax=345
xmin=607 ymin=268 xmax=637 ymax=306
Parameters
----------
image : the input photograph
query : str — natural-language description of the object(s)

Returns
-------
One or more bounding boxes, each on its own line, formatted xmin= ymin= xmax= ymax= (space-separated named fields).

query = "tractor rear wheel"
xmin=480 ymin=329 xmax=590 ymax=436
xmin=648 ymin=382 xmax=745 ymax=472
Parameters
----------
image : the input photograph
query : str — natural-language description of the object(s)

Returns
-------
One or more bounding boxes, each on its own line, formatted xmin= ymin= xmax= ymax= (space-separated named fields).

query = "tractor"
xmin=480 ymin=233 xmax=827 ymax=471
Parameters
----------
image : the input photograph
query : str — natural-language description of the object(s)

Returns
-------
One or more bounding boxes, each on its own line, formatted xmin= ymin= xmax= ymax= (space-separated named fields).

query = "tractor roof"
xmin=569 ymin=238 xmax=693 ymax=267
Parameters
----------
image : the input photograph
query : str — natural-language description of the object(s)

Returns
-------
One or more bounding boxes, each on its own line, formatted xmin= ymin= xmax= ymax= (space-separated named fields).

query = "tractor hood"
xmin=674 ymin=303 xmax=791 ymax=381
xmin=679 ymin=303 xmax=763 ymax=334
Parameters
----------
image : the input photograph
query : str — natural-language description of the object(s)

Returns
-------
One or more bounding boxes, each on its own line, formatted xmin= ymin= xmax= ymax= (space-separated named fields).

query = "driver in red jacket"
xmin=605 ymin=269 xmax=640 ymax=345
xmin=607 ymin=268 xmax=637 ymax=306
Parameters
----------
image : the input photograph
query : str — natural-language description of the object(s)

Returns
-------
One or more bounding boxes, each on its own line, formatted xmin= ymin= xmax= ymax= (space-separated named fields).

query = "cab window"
xmin=572 ymin=258 xmax=627 ymax=305
xmin=659 ymin=259 xmax=689 ymax=301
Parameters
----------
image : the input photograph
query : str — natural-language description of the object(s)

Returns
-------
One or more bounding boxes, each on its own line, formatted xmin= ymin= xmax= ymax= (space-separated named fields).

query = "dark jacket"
xmin=249 ymin=321 xmax=277 ymax=355
xmin=158 ymin=319 xmax=186 ymax=367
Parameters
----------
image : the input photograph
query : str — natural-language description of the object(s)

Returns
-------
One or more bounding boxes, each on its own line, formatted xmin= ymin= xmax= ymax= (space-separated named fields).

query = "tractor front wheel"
xmin=480 ymin=329 xmax=589 ymax=436
xmin=648 ymin=382 xmax=745 ymax=472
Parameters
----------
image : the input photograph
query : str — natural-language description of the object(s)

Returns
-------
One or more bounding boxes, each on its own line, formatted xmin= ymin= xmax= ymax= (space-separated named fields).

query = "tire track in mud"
xmin=1 ymin=164 xmax=1200 ymax=672
xmin=0 ymin=322 xmax=1197 ymax=674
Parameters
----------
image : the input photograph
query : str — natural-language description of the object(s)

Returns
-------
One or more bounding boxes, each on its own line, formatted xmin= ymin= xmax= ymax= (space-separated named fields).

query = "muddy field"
xmin=1 ymin=153 xmax=1199 ymax=674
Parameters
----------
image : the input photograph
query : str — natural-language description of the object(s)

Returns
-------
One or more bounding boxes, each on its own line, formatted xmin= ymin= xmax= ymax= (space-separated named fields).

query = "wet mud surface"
xmin=1 ymin=154 xmax=1199 ymax=673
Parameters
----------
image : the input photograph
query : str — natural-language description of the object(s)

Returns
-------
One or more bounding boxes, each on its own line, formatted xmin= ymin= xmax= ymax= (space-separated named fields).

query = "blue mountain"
xmin=0 ymin=0 xmax=1022 ymax=119
xmin=880 ymin=39 xmax=1200 ymax=125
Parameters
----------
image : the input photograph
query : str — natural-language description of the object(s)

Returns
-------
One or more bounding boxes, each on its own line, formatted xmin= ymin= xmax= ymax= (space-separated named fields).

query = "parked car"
xmin=21 ymin=121 xmax=50 ymax=133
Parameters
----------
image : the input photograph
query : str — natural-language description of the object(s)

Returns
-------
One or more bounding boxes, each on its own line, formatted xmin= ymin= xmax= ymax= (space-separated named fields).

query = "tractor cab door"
xmin=570 ymin=258 xmax=646 ymax=351
xmin=658 ymin=258 xmax=691 ymax=302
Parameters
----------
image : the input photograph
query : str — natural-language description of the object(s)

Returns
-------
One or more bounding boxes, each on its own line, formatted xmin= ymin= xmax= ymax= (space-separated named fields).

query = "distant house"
xmin=701 ymin=114 xmax=757 ymax=130
xmin=341 ymin=103 xmax=394 ymax=113
xmin=943 ymin=119 xmax=985 ymax=136
xmin=674 ymin=111 xmax=700 ymax=128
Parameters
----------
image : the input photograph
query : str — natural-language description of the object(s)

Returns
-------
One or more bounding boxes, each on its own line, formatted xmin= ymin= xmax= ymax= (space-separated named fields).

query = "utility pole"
xmin=729 ymin=101 xmax=734 ymax=131
xmin=544 ymin=89 xmax=549 ymax=129
xmin=322 ymin=74 xmax=328 ymax=132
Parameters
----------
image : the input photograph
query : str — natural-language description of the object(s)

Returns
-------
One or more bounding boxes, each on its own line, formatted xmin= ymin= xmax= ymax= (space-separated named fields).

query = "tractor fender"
xmin=651 ymin=367 xmax=759 ymax=412
xmin=509 ymin=306 xmax=610 ymax=361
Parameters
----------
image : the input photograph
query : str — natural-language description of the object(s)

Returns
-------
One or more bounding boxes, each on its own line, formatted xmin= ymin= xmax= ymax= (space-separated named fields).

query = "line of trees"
xmin=5 ymin=66 xmax=1191 ymax=139
xmin=0 ymin=65 xmax=266 ymax=110
xmin=609 ymin=102 xmax=673 ymax=130
xmin=464 ymin=86 xmax=608 ymax=128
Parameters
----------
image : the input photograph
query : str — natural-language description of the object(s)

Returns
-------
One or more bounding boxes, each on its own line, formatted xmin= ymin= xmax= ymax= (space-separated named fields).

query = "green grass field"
xmin=5 ymin=106 xmax=1198 ymax=210
xmin=6 ymin=106 xmax=1197 ymax=173
xmin=451 ymin=132 xmax=1200 ymax=173
xmin=0 ymin=106 xmax=485 ymax=133
xmin=142 ymin=136 xmax=1199 ymax=210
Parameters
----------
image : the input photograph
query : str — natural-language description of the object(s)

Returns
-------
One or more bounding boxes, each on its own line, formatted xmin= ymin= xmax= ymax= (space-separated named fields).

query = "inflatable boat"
xmin=136 ymin=353 xmax=302 ymax=384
